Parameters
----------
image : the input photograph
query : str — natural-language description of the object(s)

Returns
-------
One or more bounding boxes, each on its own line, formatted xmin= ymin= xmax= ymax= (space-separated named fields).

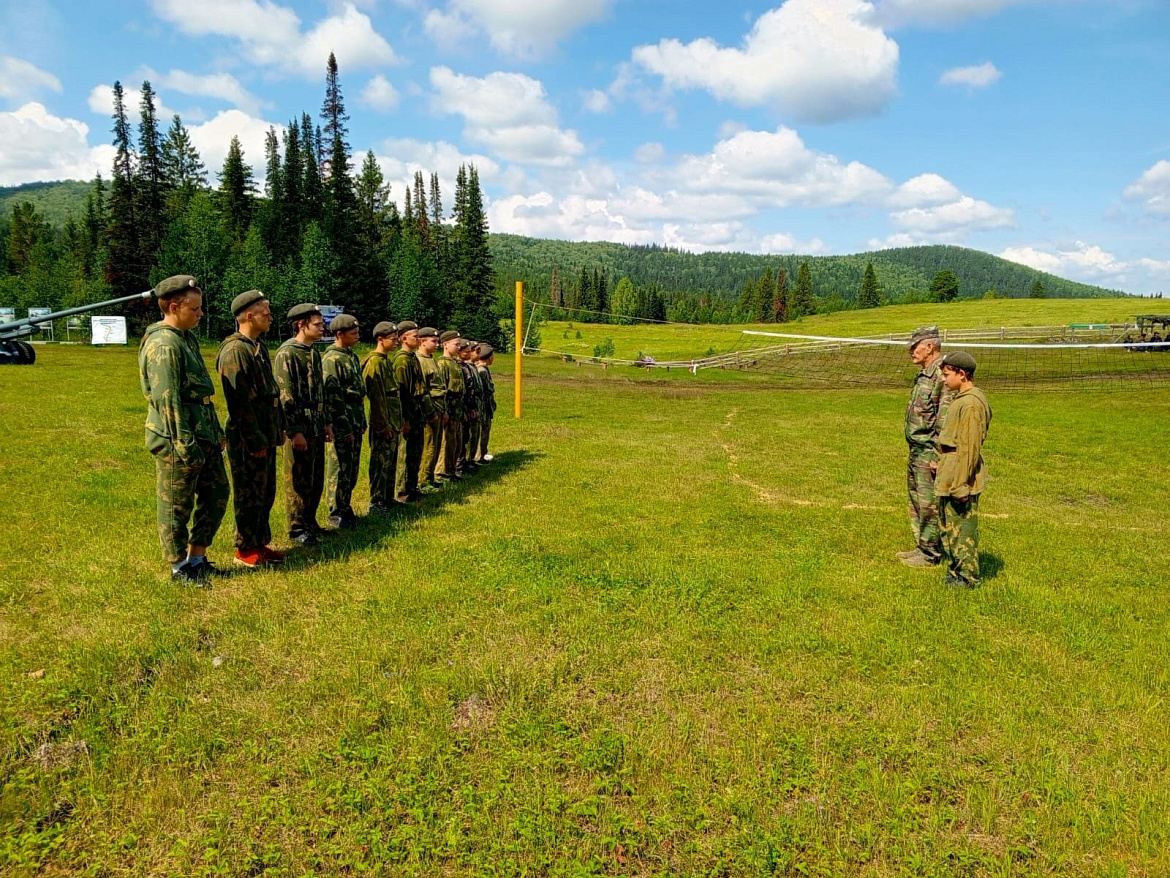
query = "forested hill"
xmin=489 ymin=235 xmax=1123 ymax=303
xmin=0 ymin=181 xmax=95 ymax=228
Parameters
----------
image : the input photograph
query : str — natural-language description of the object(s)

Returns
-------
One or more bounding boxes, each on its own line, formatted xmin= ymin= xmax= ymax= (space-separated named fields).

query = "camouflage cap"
xmin=330 ymin=313 xmax=359 ymax=332
xmin=476 ymin=344 xmax=494 ymax=358
xmin=231 ymin=289 xmax=266 ymax=315
xmin=396 ymin=320 xmax=418 ymax=334
xmin=372 ymin=321 xmax=398 ymax=338
xmin=288 ymin=302 xmax=320 ymax=322
xmin=908 ymin=325 xmax=941 ymax=350
xmin=417 ymin=326 xmax=439 ymax=339
xmin=439 ymin=330 xmax=461 ymax=344
xmin=155 ymin=275 xmax=200 ymax=299
xmin=940 ymin=351 xmax=977 ymax=374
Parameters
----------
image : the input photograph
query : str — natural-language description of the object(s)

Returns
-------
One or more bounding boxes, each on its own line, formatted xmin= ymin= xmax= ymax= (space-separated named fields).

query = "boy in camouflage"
xmin=458 ymin=340 xmax=481 ymax=473
xmin=139 ymin=275 xmax=229 ymax=584
xmin=322 ymin=314 xmax=366 ymax=528
xmin=361 ymin=322 xmax=402 ymax=515
xmin=415 ymin=327 xmax=445 ymax=492
xmin=392 ymin=321 xmax=433 ymax=502
xmin=474 ymin=344 xmax=496 ymax=463
xmin=435 ymin=331 xmax=465 ymax=482
xmin=934 ymin=351 xmax=992 ymax=588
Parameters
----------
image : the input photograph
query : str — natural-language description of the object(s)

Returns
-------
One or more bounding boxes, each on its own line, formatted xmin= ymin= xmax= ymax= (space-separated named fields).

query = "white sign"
xmin=91 ymin=315 xmax=128 ymax=345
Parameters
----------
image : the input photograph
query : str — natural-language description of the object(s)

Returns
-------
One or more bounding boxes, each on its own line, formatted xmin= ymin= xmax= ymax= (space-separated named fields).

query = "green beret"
xmin=231 ymin=289 xmax=266 ymax=315
xmin=155 ymin=275 xmax=200 ymax=299
xmin=288 ymin=303 xmax=320 ymax=322
xmin=940 ymin=351 xmax=977 ymax=374
xmin=908 ymin=325 xmax=940 ymax=350
xmin=372 ymin=321 xmax=398 ymax=338
xmin=459 ymin=339 xmax=476 ymax=351
xmin=439 ymin=330 xmax=461 ymax=344
xmin=417 ymin=326 xmax=438 ymax=339
xmin=476 ymin=344 xmax=494 ymax=358
xmin=330 ymin=314 xmax=358 ymax=332
xmin=396 ymin=320 xmax=418 ymax=333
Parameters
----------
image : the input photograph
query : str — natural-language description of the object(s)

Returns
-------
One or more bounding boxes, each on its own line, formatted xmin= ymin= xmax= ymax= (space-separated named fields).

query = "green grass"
xmin=2 ymin=313 xmax=1169 ymax=876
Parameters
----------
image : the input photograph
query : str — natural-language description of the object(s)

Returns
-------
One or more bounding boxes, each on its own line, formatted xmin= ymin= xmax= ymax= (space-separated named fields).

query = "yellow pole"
xmin=514 ymin=280 xmax=523 ymax=418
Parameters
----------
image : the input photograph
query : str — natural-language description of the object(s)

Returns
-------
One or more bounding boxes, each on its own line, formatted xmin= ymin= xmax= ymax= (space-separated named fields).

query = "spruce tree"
xmin=300 ymin=113 xmax=324 ymax=225
xmin=773 ymin=267 xmax=789 ymax=322
xmin=550 ymin=266 xmax=563 ymax=308
xmin=160 ymin=114 xmax=206 ymax=215
xmin=412 ymin=170 xmax=431 ymax=249
xmin=594 ymin=267 xmax=609 ymax=319
xmin=136 ymin=81 xmax=167 ymax=265
xmin=1029 ymin=279 xmax=1047 ymax=298
xmin=929 ymin=269 xmax=961 ymax=303
xmin=278 ymin=121 xmax=304 ymax=262
xmin=217 ymin=135 xmax=255 ymax=247
xmin=859 ymin=262 xmax=881 ymax=308
xmin=354 ymin=150 xmax=391 ymax=255
xmin=105 ymin=81 xmax=144 ymax=298
xmin=321 ymin=52 xmax=350 ymax=160
xmin=755 ymin=267 xmax=775 ymax=322
xmin=258 ymin=125 xmax=284 ymax=260
xmin=791 ymin=261 xmax=815 ymax=317
xmin=450 ymin=165 xmax=495 ymax=342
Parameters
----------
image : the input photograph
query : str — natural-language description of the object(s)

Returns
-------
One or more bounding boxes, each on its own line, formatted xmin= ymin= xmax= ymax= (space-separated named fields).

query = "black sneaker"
xmin=172 ymin=562 xmax=213 ymax=587
xmin=196 ymin=559 xmax=228 ymax=577
xmin=945 ymin=574 xmax=975 ymax=589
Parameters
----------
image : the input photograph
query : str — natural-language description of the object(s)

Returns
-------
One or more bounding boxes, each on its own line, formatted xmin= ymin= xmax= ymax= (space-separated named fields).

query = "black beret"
xmin=372 ymin=321 xmax=398 ymax=338
xmin=330 ymin=314 xmax=358 ymax=332
xmin=940 ymin=351 xmax=977 ymax=374
xmin=288 ymin=303 xmax=321 ymax=322
xmin=231 ymin=289 xmax=266 ymax=315
xmin=476 ymin=344 xmax=494 ymax=358
xmin=155 ymin=275 xmax=200 ymax=298
xmin=439 ymin=330 xmax=461 ymax=344
xmin=396 ymin=320 xmax=418 ymax=333
xmin=417 ymin=326 xmax=438 ymax=338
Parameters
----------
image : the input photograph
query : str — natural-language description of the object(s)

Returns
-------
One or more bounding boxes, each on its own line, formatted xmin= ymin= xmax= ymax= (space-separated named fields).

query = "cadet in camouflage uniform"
xmin=899 ymin=326 xmax=953 ymax=568
xmin=459 ymin=340 xmax=482 ymax=473
xmin=274 ymin=303 xmax=334 ymax=545
xmin=362 ymin=322 xmax=403 ymax=515
xmin=139 ymin=275 xmax=229 ymax=584
xmin=216 ymin=289 xmax=285 ymax=568
xmin=322 ymin=314 xmax=366 ymax=528
xmin=935 ymin=352 xmax=992 ymax=588
xmin=392 ymin=321 xmax=433 ymax=501
xmin=415 ymin=327 xmax=445 ymax=492
xmin=435 ymin=330 xmax=465 ymax=482
xmin=474 ymin=344 xmax=496 ymax=463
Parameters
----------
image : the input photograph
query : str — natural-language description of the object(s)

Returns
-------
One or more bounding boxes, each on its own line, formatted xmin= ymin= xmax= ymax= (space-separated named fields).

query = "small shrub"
xmin=593 ymin=337 xmax=615 ymax=358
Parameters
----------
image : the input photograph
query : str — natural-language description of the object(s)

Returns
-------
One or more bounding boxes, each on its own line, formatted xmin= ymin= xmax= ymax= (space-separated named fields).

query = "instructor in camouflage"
xmin=899 ymin=326 xmax=952 ymax=568
xmin=322 ymin=314 xmax=366 ymax=529
xmin=216 ymin=289 xmax=286 ymax=568
xmin=139 ymin=274 xmax=229 ymax=585
xmin=274 ymin=303 xmax=334 ymax=545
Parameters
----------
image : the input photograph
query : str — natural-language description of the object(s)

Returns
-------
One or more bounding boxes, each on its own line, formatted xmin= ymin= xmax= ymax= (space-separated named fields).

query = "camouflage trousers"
xmin=907 ymin=447 xmax=942 ymax=562
xmin=327 ymin=433 xmax=364 ymax=518
xmin=436 ymin=418 xmax=460 ymax=479
xmin=464 ymin=418 xmax=481 ymax=468
xmin=227 ymin=440 xmax=277 ymax=551
xmin=939 ymin=494 xmax=980 ymax=586
xmin=396 ymin=421 xmax=424 ymax=497
xmin=476 ymin=415 xmax=493 ymax=461
xmin=368 ymin=430 xmax=399 ymax=510
xmin=154 ymin=440 xmax=230 ymax=564
xmin=283 ymin=436 xmax=324 ymax=538
xmin=420 ymin=419 xmax=442 ymax=485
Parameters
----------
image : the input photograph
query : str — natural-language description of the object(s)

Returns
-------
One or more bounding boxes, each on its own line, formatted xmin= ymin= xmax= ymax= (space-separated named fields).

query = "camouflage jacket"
xmin=274 ymin=339 xmax=329 ymax=440
xmin=321 ymin=344 xmax=367 ymax=440
xmin=139 ymin=321 xmax=224 ymax=462
xmin=905 ymin=359 xmax=952 ymax=454
xmin=476 ymin=364 xmax=496 ymax=416
xmin=418 ymin=352 xmax=446 ymax=417
xmin=461 ymin=361 xmax=481 ymax=421
xmin=438 ymin=354 xmax=464 ymax=419
xmin=391 ymin=349 xmax=431 ymax=425
xmin=935 ymin=387 xmax=992 ymax=499
xmin=216 ymin=331 xmax=283 ymax=453
xmin=361 ymin=350 xmax=403 ymax=435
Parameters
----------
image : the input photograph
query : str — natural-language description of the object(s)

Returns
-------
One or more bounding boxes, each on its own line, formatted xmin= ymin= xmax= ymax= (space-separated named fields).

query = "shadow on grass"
xmin=979 ymin=552 xmax=1004 ymax=581
xmin=282 ymin=448 xmax=544 ymax=569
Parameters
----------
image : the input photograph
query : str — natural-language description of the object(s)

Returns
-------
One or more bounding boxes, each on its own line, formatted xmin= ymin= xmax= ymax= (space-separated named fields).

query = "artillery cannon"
xmin=0 ymin=290 xmax=153 ymax=365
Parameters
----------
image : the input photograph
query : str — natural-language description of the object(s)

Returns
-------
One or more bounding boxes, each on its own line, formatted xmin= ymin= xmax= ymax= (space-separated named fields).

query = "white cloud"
xmin=0 ymin=56 xmax=62 ymax=102
xmin=1000 ymin=241 xmax=1170 ymax=293
xmin=890 ymin=195 xmax=1015 ymax=239
xmin=582 ymin=89 xmax=611 ymax=114
xmin=360 ymin=74 xmax=400 ymax=112
xmin=631 ymin=0 xmax=899 ymax=124
xmin=889 ymin=173 xmax=962 ymax=208
xmin=633 ymin=142 xmax=664 ymax=164
xmin=186 ymin=109 xmax=275 ymax=180
xmin=429 ymin=66 xmax=584 ymax=166
xmin=1123 ymin=160 xmax=1170 ymax=216
xmin=152 ymin=69 xmax=267 ymax=115
xmin=149 ymin=0 xmax=397 ymax=77
xmin=0 ymin=103 xmax=114 ymax=185
xmin=875 ymin=0 xmax=1022 ymax=27
xmin=939 ymin=62 xmax=1002 ymax=88
xmin=428 ymin=0 xmax=614 ymax=58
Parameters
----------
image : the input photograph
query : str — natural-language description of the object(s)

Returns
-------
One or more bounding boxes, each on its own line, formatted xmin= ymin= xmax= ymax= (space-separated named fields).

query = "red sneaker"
xmin=235 ymin=548 xmax=265 ymax=568
xmin=260 ymin=546 xmax=286 ymax=564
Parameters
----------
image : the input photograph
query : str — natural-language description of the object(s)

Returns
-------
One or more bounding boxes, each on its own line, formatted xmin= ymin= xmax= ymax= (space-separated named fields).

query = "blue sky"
xmin=1 ymin=0 xmax=1168 ymax=293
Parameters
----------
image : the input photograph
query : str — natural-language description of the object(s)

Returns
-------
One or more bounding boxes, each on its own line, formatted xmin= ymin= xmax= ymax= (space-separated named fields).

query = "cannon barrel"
xmin=0 ymin=289 xmax=154 ymax=338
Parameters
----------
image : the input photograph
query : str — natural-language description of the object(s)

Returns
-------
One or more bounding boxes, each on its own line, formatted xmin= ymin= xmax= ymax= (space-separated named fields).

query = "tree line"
xmin=0 ymin=55 xmax=500 ymax=345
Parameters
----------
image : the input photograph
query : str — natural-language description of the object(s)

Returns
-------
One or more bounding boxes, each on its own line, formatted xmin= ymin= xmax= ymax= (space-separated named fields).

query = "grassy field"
xmin=2 ymin=301 xmax=1169 ymax=876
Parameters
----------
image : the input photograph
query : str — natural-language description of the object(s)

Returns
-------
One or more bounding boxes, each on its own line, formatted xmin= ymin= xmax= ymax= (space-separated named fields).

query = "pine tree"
xmin=257 ymin=126 xmax=284 ymax=261
xmin=773 ymin=267 xmax=789 ymax=322
xmin=450 ymin=165 xmax=496 ymax=342
xmin=136 ymin=81 xmax=167 ymax=265
xmin=105 ymin=81 xmax=144 ymax=297
xmin=160 ymin=114 xmax=206 ymax=215
xmin=277 ymin=121 xmax=304 ymax=263
xmin=578 ymin=264 xmax=594 ymax=316
xmin=929 ymin=269 xmax=961 ymax=303
xmin=859 ymin=262 xmax=881 ymax=308
xmin=300 ymin=113 xmax=324 ymax=225
xmin=320 ymin=52 xmax=350 ymax=161
xmin=412 ymin=170 xmax=431 ymax=248
xmin=738 ymin=277 xmax=756 ymax=318
xmin=81 ymin=175 xmax=107 ymax=280
xmin=217 ymin=135 xmax=255 ymax=247
xmin=1029 ymin=279 xmax=1047 ymax=298
xmin=791 ymin=261 xmax=815 ymax=317
xmin=594 ymin=267 xmax=609 ymax=319
xmin=354 ymin=150 xmax=391 ymax=255
xmin=755 ymin=267 xmax=775 ymax=322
